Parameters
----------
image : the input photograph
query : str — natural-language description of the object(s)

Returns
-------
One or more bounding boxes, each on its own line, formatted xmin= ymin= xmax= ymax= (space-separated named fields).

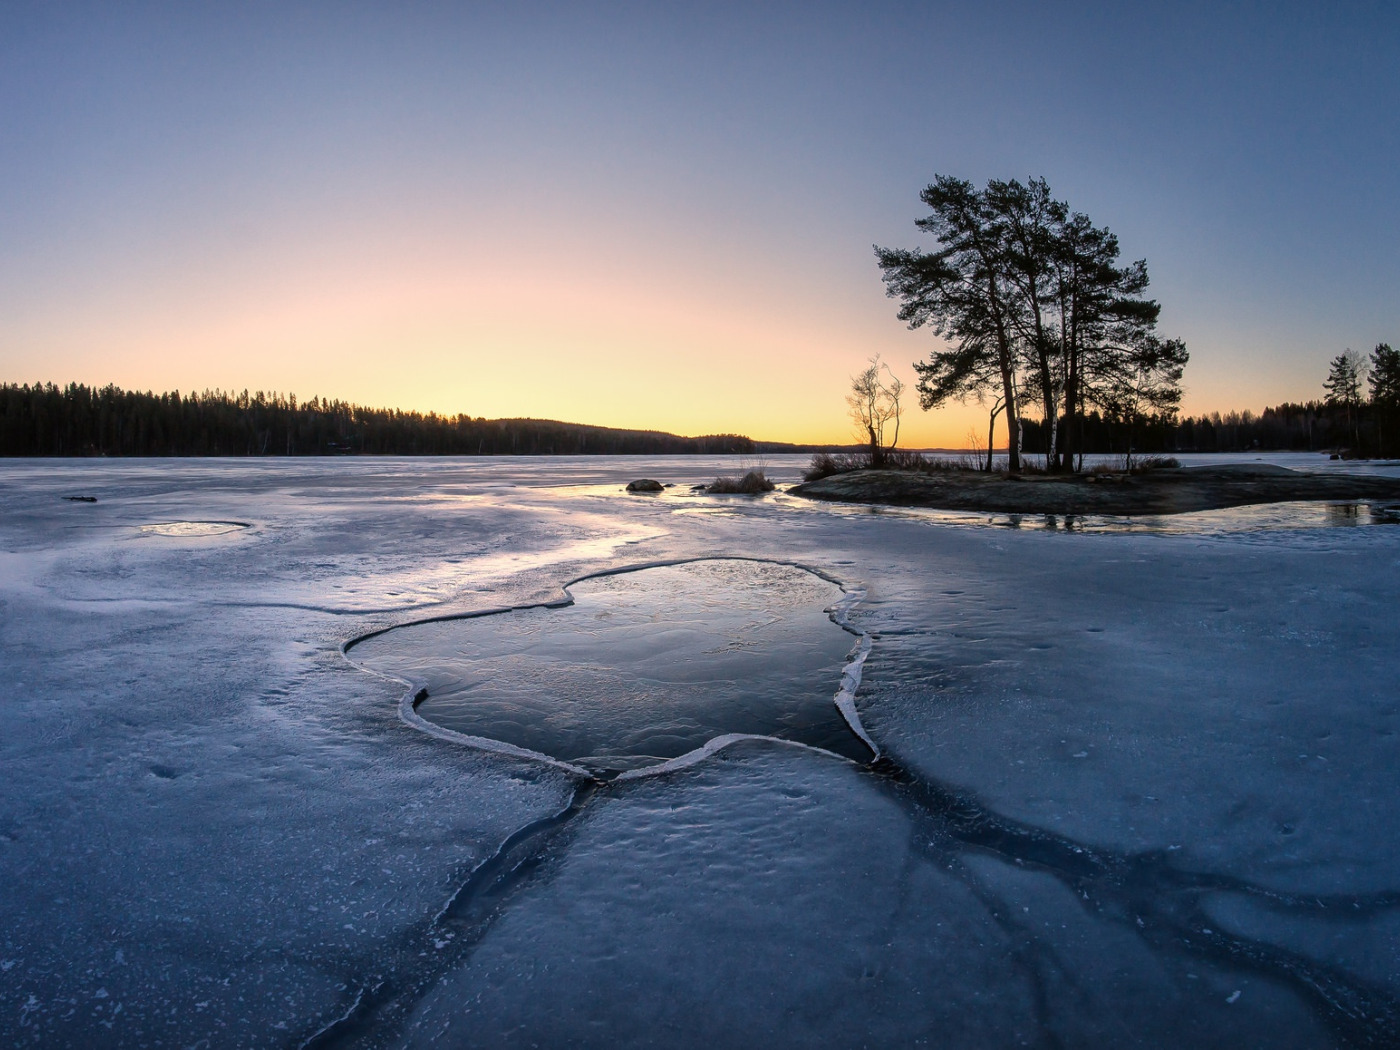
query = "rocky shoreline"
xmin=789 ymin=464 xmax=1400 ymax=516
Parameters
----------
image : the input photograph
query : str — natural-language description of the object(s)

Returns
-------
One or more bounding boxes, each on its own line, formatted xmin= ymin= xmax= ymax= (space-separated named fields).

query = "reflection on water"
xmin=810 ymin=500 xmax=1400 ymax=535
xmin=350 ymin=559 xmax=869 ymax=774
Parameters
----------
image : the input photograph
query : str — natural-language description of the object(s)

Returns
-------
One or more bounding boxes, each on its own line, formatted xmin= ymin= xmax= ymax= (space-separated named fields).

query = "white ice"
xmin=2 ymin=453 xmax=1398 ymax=1047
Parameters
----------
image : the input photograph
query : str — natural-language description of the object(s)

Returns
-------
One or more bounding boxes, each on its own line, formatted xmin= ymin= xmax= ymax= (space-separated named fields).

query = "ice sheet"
xmin=350 ymin=559 xmax=868 ymax=773
xmin=2 ymin=454 xmax=1398 ymax=1046
xmin=401 ymin=742 xmax=1329 ymax=1049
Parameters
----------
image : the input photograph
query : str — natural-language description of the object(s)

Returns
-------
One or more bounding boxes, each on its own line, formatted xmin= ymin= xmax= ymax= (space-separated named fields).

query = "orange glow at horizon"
xmin=0 ymin=184 xmax=1356 ymax=452
xmin=2 ymin=5 xmax=1395 ymax=453
xmin=5 ymin=206 xmax=1009 ymax=449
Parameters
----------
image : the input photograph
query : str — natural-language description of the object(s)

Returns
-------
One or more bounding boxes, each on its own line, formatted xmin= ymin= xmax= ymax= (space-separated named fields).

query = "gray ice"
xmin=1 ymin=452 xmax=1398 ymax=1048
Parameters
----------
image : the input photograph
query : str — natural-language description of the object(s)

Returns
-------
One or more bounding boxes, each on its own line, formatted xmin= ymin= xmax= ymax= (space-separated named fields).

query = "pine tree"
xmin=1324 ymin=350 xmax=1368 ymax=451
xmin=1370 ymin=343 xmax=1400 ymax=456
xmin=1370 ymin=343 xmax=1400 ymax=407
xmin=877 ymin=175 xmax=1184 ymax=472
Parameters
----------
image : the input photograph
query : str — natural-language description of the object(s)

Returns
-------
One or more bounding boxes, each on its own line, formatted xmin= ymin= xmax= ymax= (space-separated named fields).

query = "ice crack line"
xmin=315 ymin=557 xmax=880 ymax=1047
xmin=325 ymin=557 xmax=1400 ymax=1047
xmin=875 ymin=759 xmax=1400 ymax=1049
xmin=299 ymin=781 xmax=599 ymax=1050
xmin=342 ymin=555 xmax=881 ymax=778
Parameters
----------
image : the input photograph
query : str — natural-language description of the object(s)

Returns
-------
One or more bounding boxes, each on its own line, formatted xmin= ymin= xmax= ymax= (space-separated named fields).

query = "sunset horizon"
xmin=3 ymin=4 xmax=1395 ymax=451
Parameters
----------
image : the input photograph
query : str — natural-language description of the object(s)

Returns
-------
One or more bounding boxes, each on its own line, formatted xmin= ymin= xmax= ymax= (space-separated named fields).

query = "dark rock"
xmin=626 ymin=479 xmax=665 ymax=493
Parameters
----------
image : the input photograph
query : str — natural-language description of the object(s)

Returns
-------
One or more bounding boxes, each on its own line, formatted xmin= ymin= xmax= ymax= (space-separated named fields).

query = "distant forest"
xmin=0 ymin=383 xmax=760 ymax=457
xmin=3 ymin=380 xmax=1395 ymax=459
xmin=1012 ymin=343 xmax=1400 ymax=461
xmin=1019 ymin=401 xmax=1395 ymax=458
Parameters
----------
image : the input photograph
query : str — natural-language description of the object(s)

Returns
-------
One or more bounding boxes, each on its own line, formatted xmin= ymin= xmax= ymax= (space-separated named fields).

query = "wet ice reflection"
xmin=798 ymin=499 xmax=1400 ymax=535
xmin=137 ymin=520 xmax=250 ymax=536
xmin=351 ymin=559 xmax=869 ymax=774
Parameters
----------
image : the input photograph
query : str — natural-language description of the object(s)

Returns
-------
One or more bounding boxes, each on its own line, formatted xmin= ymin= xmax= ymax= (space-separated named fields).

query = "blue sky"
xmin=1 ymin=1 xmax=1395 ymax=444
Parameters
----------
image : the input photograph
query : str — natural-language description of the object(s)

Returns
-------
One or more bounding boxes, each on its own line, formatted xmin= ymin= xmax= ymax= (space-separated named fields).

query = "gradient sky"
xmin=1 ymin=2 xmax=1396 ymax=447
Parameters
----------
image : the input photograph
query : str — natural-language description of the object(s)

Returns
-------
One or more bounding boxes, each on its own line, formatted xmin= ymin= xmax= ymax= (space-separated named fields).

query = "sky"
xmin=0 ymin=1 xmax=1396 ymax=448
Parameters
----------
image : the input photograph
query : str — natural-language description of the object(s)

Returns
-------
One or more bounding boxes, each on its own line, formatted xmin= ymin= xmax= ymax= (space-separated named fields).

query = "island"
xmin=789 ymin=463 xmax=1400 ymax=516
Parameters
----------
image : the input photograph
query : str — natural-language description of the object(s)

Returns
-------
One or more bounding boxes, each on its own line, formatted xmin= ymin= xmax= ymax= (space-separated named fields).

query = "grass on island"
xmin=802 ymin=450 xmax=1180 ymax=482
xmin=706 ymin=470 xmax=776 ymax=494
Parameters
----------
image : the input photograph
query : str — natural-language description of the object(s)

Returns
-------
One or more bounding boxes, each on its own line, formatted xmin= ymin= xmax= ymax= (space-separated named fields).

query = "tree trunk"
xmin=1000 ymin=372 xmax=1020 ymax=472
xmin=1061 ymin=369 xmax=1079 ymax=472
xmin=990 ymin=316 xmax=1020 ymax=471
xmin=1035 ymin=342 xmax=1057 ymax=469
xmin=981 ymin=255 xmax=1020 ymax=472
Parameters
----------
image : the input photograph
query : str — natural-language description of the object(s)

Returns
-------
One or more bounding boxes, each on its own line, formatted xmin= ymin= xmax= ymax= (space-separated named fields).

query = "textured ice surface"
xmin=402 ymin=742 xmax=1329 ymax=1049
xmin=853 ymin=526 xmax=1400 ymax=896
xmin=351 ymin=559 xmax=868 ymax=772
xmin=2 ymin=454 xmax=1399 ymax=1047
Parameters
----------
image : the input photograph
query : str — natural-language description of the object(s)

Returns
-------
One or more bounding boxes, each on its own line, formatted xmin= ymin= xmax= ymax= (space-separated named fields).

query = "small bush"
xmin=1131 ymin=455 xmax=1180 ymax=473
xmin=802 ymin=452 xmax=869 ymax=481
xmin=707 ymin=470 xmax=775 ymax=494
xmin=880 ymin=449 xmax=927 ymax=471
xmin=803 ymin=449 xmax=984 ymax=480
xmin=1010 ymin=460 xmax=1052 ymax=474
xmin=1087 ymin=455 xmax=1179 ymax=476
xmin=883 ymin=449 xmax=970 ymax=473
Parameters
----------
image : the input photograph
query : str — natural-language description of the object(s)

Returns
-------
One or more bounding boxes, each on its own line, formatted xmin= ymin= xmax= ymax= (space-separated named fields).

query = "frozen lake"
xmin=2 ymin=453 xmax=1399 ymax=1047
xmin=349 ymin=558 xmax=873 ymax=774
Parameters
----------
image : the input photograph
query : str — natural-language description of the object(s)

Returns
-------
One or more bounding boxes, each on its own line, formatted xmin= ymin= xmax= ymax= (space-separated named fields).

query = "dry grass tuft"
xmin=1131 ymin=455 xmax=1181 ymax=472
xmin=707 ymin=470 xmax=776 ymax=494
xmin=802 ymin=453 xmax=868 ymax=481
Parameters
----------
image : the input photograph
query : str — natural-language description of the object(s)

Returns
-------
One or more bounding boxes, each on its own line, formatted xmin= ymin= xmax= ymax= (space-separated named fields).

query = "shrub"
xmin=883 ymin=449 xmax=967 ymax=473
xmin=1089 ymin=455 xmax=1180 ymax=476
xmin=803 ymin=449 xmax=982 ymax=480
xmin=707 ymin=470 xmax=775 ymax=494
xmin=884 ymin=450 xmax=984 ymax=473
xmin=1131 ymin=455 xmax=1181 ymax=472
xmin=802 ymin=452 xmax=869 ymax=480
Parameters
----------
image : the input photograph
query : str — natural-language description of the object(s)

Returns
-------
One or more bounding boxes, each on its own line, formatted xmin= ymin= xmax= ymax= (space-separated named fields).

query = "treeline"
xmin=1016 ymin=404 xmax=1359 ymax=457
xmin=1011 ymin=400 xmax=1396 ymax=459
xmin=0 ymin=383 xmax=758 ymax=457
xmin=1173 ymin=404 xmax=1367 ymax=454
xmin=988 ymin=342 xmax=1400 ymax=462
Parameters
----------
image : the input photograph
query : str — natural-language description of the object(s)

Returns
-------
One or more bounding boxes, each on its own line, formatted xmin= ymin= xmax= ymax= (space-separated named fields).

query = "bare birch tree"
xmin=847 ymin=354 xmax=904 ymax=467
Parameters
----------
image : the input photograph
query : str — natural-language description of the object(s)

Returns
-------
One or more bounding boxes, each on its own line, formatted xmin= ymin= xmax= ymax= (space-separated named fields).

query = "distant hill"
xmin=0 ymin=382 xmax=778 ymax=457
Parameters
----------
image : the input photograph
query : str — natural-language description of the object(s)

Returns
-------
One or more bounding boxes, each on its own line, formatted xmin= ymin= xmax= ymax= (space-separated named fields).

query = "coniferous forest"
xmin=0 ymin=383 xmax=758 ymax=457
xmin=2 ymin=377 xmax=1397 ymax=459
xmin=1017 ymin=401 xmax=1395 ymax=458
xmin=1017 ymin=341 xmax=1400 ymax=459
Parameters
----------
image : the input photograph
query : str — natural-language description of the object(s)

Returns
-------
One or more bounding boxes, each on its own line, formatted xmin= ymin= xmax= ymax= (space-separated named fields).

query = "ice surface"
xmin=136 ymin=519 xmax=251 ymax=536
xmin=401 ymin=742 xmax=1328 ymax=1048
xmin=2 ymin=453 xmax=1398 ymax=1047
xmin=350 ymin=559 xmax=869 ymax=773
xmin=851 ymin=524 xmax=1400 ymax=898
